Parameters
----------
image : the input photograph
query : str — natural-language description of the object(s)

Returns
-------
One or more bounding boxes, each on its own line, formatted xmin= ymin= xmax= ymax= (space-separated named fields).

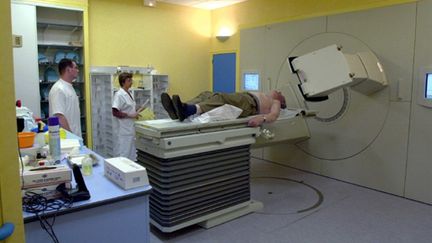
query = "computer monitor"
xmin=425 ymin=73 xmax=432 ymax=99
xmin=242 ymin=72 xmax=260 ymax=91
xmin=417 ymin=68 xmax=432 ymax=108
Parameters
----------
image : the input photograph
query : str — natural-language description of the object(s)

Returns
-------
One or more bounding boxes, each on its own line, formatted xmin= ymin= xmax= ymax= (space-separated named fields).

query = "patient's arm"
xmin=112 ymin=108 xmax=139 ymax=119
xmin=247 ymin=100 xmax=281 ymax=127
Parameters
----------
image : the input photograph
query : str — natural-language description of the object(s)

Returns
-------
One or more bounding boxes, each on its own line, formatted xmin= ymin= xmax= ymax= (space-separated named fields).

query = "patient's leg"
xmin=198 ymin=93 xmax=257 ymax=117
xmin=172 ymin=95 xmax=197 ymax=122
xmin=187 ymin=91 xmax=214 ymax=104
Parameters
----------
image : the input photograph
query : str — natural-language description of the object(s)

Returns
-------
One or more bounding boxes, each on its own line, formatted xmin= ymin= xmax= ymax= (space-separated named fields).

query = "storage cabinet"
xmin=36 ymin=7 xmax=86 ymax=143
xmin=130 ymin=88 xmax=152 ymax=110
xmin=91 ymin=71 xmax=115 ymax=158
xmin=151 ymin=75 xmax=170 ymax=119
xmin=90 ymin=67 xmax=169 ymax=157
xmin=138 ymin=74 xmax=170 ymax=118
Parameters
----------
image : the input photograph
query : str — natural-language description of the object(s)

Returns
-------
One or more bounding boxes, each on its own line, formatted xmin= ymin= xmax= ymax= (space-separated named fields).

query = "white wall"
xmin=11 ymin=3 xmax=40 ymax=116
xmin=242 ymin=1 xmax=432 ymax=204
xmin=405 ymin=0 xmax=432 ymax=203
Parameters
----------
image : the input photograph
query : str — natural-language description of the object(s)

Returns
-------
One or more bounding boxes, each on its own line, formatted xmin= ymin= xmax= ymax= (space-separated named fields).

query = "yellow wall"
xmin=88 ymin=0 xmax=212 ymax=100
xmin=0 ymin=1 xmax=25 ymax=242
xmin=210 ymin=0 xmax=417 ymax=90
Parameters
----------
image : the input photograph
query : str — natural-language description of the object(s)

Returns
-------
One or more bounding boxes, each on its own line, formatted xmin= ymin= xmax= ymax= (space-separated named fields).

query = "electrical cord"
xmin=251 ymin=176 xmax=324 ymax=214
xmin=22 ymin=191 xmax=73 ymax=243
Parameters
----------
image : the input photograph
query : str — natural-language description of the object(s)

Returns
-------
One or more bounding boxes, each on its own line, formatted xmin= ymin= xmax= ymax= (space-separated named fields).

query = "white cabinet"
xmin=137 ymin=74 xmax=169 ymax=118
xmin=90 ymin=67 xmax=169 ymax=157
xmin=91 ymin=71 xmax=115 ymax=158
xmin=130 ymin=88 xmax=151 ymax=110
xmin=151 ymin=75 xmax=169 ymax=119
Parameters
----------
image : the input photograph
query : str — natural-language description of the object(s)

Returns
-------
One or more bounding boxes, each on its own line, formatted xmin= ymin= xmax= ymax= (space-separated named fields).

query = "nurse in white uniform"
xmin=112 ymin=72 xmax=143 ymax=161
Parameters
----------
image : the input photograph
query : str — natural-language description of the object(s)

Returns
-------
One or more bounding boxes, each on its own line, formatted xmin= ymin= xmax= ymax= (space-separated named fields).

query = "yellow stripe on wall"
xmin=12 ymin=0 xmax=87 ymax=8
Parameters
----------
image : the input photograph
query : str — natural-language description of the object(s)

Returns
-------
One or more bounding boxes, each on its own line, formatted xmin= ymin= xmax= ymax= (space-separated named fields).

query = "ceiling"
xmin=158 ymin=0 xmax=248 ymax=10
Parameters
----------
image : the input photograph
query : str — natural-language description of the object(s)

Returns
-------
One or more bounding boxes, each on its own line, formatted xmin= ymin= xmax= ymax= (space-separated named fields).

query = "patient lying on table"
xmin=161 ymin=90 xmax=286 ymax=127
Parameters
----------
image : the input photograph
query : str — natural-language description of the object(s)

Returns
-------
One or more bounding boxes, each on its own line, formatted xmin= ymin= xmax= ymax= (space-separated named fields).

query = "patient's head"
xmin=270 ymin=90 xmax=287 ymax=109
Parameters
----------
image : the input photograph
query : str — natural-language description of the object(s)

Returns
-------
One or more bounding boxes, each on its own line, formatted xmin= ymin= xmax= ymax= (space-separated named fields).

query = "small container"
xmin=33 ymin=122 xmax=48 ymax=146
xmin=18 ymin=132 xmax=36 ymax=148
xmin=35 ymin=133 xmax=46 ymax=146
xmin=81 ymin=155 xmax=93 ymax=176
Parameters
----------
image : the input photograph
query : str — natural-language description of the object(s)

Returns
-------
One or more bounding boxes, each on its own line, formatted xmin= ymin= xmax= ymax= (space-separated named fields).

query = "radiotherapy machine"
xmin=290 ymin=44 xmax=387 ymax=99
xmin=134 ymin=44 xmax=387 ymax=232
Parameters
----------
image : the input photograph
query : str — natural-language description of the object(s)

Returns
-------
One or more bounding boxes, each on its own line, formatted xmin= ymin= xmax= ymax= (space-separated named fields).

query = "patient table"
xmin=135 ymin=110 xmax=310 ymax=232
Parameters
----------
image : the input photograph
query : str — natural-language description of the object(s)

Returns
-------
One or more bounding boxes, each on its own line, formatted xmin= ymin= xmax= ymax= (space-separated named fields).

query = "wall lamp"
xmin=144 ymin=0 xmax=156 ymax=7
xmin=216 ymin=35 xmax=230 ymax=42
xmin=216 ymin=27 xmax=233 ymax=42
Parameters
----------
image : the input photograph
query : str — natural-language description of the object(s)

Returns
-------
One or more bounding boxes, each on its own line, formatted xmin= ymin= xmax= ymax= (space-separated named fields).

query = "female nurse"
xmin=112 ymin=72 xmax=144 ymax=161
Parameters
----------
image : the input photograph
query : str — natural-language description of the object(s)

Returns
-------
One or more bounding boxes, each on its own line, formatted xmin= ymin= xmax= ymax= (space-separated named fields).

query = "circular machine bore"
xmin=277 ymin=32 xmax=391 ymax=160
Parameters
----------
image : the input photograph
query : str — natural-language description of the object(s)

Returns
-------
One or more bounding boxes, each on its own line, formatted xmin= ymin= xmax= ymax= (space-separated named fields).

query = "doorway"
xmin=212 ymin=53 xmax=236 ymax=93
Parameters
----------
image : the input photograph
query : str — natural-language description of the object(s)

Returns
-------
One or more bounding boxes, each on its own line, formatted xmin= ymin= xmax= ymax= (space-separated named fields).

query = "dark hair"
xmin=58 ymin=58 xmax=75 ymax=75
xmin=118 ymin=72 xmax=133 ymax=87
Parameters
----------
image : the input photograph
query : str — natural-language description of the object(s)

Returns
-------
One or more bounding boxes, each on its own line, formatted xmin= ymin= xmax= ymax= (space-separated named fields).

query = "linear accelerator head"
xmin=289 ymin=44 xmax=388 ymax=98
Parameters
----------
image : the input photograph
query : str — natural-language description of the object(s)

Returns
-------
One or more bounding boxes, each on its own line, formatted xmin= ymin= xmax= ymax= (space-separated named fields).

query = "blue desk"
xmin=23 ymin=148 xmax=152 ymax=243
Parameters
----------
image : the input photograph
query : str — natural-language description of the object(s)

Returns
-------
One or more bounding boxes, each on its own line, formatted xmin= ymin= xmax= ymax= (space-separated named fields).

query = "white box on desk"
xmin=104 ymin=157 xmax=149 ymax=190
xmin=22 ymin=182 xmax=71 ymax=200
xmin=21 ymin=165 xmax=72 ymax=189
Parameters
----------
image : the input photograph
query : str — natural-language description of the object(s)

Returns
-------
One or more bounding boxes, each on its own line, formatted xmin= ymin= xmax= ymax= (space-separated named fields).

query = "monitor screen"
xmin=243 ymin=73 xmax=260 ymax=91
xmin=426 ymin=73 xmax=432 ymax=99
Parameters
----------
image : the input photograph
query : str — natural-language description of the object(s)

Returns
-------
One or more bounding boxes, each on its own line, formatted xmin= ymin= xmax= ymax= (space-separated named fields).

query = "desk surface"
xmin=23 ymin=147 xmax=152 ymax=223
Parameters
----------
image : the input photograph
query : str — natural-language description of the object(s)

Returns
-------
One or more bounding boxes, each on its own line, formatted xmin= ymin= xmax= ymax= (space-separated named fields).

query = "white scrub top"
xmin=49 ymin=79 xmax=82 ymax=137
xmin=112 ymin=88 xmax=137 ymax=160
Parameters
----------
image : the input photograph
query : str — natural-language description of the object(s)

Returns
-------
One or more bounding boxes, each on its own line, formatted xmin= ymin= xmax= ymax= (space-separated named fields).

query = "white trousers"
xmin=115 ymin=135 xmax=137 ymax=161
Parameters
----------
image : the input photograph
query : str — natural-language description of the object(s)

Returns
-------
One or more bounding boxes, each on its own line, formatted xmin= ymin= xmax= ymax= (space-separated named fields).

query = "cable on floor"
xmin=251 ymin=176 xmax=324 ymax=214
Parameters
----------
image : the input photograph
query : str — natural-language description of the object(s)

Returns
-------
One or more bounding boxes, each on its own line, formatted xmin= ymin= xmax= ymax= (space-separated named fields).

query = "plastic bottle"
xmin=34 ymin=121 xmax=47 ymax=146
xmin=48 ymin=116 xmax=61 ymax=164
xmin=81 ymin=155 xmax=93 ymax=176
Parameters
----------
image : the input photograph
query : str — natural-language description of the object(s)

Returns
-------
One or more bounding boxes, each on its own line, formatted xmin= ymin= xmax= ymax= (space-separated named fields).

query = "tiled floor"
xmin=150 ymin=157 xmax=432 ymax=243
